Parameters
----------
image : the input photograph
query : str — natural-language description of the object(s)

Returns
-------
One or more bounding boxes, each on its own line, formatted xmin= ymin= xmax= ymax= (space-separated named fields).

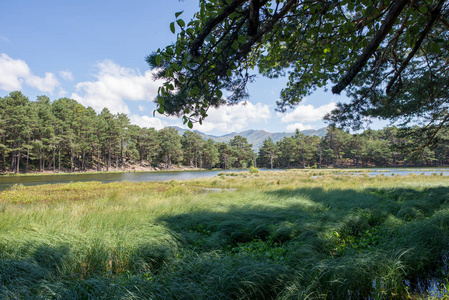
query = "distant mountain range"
xmin=172 ymin=127 xmax=327 ymax=150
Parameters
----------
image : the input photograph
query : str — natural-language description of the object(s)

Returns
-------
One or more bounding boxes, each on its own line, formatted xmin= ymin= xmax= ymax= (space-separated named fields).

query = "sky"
xmin=0 ymin=0 xmax=372 ymax=136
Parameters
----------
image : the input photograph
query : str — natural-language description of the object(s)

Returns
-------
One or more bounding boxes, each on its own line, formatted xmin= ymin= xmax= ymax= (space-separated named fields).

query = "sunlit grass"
xmin=1 ymin=170 xmax=449 ymax=298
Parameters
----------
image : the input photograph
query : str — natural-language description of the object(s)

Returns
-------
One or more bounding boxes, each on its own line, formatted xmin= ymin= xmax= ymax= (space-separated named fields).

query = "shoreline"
xmin=3 ymin=164 xmax=449 ymax=177
xmin=0 ymin=165 xmax=211 ymax=177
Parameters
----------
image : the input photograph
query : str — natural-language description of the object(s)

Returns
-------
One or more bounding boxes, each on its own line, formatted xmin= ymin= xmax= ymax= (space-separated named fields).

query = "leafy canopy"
xmin=148 ymin=0 xmax=449 ymax=132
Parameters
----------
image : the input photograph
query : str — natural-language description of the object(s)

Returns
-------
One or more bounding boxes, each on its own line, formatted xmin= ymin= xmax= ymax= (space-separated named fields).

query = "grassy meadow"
xmin=1 ymin=170 xmax=449 ymax=299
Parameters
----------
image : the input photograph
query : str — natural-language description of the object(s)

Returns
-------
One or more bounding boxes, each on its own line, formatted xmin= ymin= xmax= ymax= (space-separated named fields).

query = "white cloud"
xmin=58 ymin=88 xmax=67 ymax=97
xmin=286 ymin=123 xmax=314 ymax=132
xmin=71 ymin=60 xmax=164 ymax=114
xmin=138 ymin=105 xmax=146 ymax=112
xmin=0 ymin=53 xmax=60 ymax=93
xmin=59 ymin=70 xmax=74 ymax=81
xmin=129 ymin=114 xmax=166 ymax=130
xmin=197 ymin=101 xmax=271 ymax=133
xmin=280 ymin=102 xmax=337 ymax=123
xmin=25 ymin=72 xmax=59 ymax=93
xmin=0 ymin=53 xmax=31 ymax=90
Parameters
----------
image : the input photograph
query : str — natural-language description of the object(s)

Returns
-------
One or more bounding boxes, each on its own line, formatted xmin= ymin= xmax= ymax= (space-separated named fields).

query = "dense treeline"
xmin=257 ymin=126 xmax=449 ymax=169
xmin=2 ymin=91 xmax=449 ymax=174
xmin=0 ymin=91 xmax=256 ymax=174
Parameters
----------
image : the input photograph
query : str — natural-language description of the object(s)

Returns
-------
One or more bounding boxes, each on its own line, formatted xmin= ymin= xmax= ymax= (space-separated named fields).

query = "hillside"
xmin=172 ymin=127 xmax=327 ymax=149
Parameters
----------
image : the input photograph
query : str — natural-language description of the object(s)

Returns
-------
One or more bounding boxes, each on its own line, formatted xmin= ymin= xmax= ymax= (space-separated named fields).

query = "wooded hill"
xmin=172 ymin=127 xmax=327 ymax=150
xmin=1 ymin=91 xmax=449 ymax=174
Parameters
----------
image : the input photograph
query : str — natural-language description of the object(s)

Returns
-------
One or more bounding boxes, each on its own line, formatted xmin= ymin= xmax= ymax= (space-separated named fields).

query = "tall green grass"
xmin=1 ymin=170 xmax=449 ymax=298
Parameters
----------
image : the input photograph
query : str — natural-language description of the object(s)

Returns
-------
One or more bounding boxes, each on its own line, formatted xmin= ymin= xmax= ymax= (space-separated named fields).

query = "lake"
xmin=0 ymin=169 xmax=259 ymax=191
xmin=1 ymin=168 xmax=449 ymax=192
xmin=354 ymin=168 xmax=449 ymax=177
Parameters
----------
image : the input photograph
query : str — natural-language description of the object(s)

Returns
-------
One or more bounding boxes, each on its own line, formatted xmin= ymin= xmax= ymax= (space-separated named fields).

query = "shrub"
xmin=249 ymin=166 xmax=260 ymax=174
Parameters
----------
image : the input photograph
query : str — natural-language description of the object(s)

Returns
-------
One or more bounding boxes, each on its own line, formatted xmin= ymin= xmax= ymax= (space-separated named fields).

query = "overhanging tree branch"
xmin=248 ymin=0 xmax=260 ymax=35
xmin=386 ymin=0 xmax=446 ymax=94
xmin=331 ymin=0 xmax=410 ymax=95
xmin=237 ymin=0 xmax=298 ymax=59
xmin=190 ymin=0 xmax=249 ymax=57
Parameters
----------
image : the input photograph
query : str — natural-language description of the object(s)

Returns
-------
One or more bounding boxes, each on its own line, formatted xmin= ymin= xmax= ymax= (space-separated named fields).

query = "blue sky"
xmin=0 ymin=0 xmax=370 ymax=135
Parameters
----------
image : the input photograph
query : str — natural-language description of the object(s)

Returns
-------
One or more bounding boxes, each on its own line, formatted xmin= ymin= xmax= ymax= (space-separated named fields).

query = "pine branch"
xmin=332 ymin=0 xmax=410 ymax=95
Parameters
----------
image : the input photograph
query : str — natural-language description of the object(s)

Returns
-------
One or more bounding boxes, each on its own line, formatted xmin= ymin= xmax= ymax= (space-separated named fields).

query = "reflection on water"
xmin=367 ymin=168 xmax=449 ymax=177
xmin=0 ymin=169 xmax=278 ymax=191
xmin=354 ymin=168 xmax=449 ymax=177
xmin=2 ymin=168 xmax=449 ymax=192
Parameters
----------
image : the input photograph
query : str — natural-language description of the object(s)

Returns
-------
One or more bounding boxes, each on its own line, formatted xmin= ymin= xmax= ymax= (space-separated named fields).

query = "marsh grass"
xmin=1 ymin=170 xmax=449 ymax=298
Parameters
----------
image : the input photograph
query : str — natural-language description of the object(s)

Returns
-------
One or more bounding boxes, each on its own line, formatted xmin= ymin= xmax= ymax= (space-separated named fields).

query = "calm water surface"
xmin=0 ymin=169 xmax=275 ymax=191
xmin=2 ymin=168 xmax=449 ymax=192
xmin=360 ymin=168 xmax=449 ymax=177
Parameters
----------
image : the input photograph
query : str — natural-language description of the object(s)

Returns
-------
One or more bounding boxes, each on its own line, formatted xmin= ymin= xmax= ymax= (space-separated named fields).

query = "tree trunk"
xmin=319 ymin=151 xmax=322 ymax=169
xmin=70 ymin=148 xmax=74 ymax=173
xmin=82 ymin=150 xmax=86 ymax=171
xmin=107 ymin=145 xmax=111 ymax=171
xmin=97 ymin=148 xmax=101 ymax=171
xmin=2 ymin=134 xmax=6 ymax=172
xmin=120 ymin=139 xmax=124 ymax=166
xmin=57 ymin=147 xmax=60 ymax=171
xmin=77 ymin=154 xmax=81 ymax=171
xmin=194 ymin=147 xmax=198 ymax=168
xmin=48 ymin=148 xmax=55 ymax=170
xmin=2 ymin=146 xmax=5 ymax=172
xmin=42 ymin=148 xmax=46 ymax=171
xmin=16 ymin=151 xmax=21 ymax=173
xmin=38 ymin=146 xmax=42 ymax=172
xmin=25 ymin=135 xmax=29 ymax=174
xmin=10 ymin=148 xmax=14 ymax=172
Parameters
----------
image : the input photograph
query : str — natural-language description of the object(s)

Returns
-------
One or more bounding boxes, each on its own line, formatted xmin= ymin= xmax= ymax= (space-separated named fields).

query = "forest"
xmin=1 ymin=91 xmax=449 ymax=174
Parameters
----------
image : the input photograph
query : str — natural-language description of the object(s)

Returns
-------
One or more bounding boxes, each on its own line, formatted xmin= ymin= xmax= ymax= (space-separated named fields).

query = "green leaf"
xmin=171 ymin=63 xmax=181 ymax=71
xmin=238 ymin=35 xmax=246 ymax=44
xmin=186 ymin=28 xmax=195 ymax=37
xmin=170 ymin=22 xmax=175 ymax=34
xmin=157 ymin=106 xmax=165 ymax=114
xmin=166 ymin=47 xmax=174 ymax=55
xmin=175 ymin=11 xmax=183 ymax=18
xmin=365 ymin=5 xmax=377 ymax=17
xmin=419 ymin=6 xmax=428 ymax=14
xmin=431 ymin=42 xmax=441 ymax=53
xmin=227 ymin=69 xmax=232 ymax=77
xmin=187 ymin=120 xmax=193 ymax=129
xmin=232 ymin=40 xmax=239 ymax=51
xmin=177 ymin=19 xmax=186 ymax=27
xmin=155 ymin=55 xmax=161 ymax=66
xmin=216 ymin=89 xmax=223 ymax=98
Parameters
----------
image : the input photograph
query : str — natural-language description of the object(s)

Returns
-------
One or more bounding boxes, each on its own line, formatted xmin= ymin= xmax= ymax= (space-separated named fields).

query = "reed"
xmin=1 ymin=170 xmax=449 ymax=298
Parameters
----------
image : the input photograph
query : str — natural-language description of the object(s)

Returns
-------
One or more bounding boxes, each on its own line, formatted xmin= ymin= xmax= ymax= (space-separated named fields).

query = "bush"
xmin=249 ymin=166 xmax=260 ymax=174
